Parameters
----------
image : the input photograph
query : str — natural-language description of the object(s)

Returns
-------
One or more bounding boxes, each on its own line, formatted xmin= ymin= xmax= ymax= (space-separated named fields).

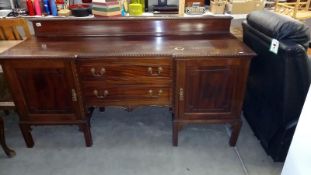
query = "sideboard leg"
xmin=3 ymin=110 xmax=10 ymax=116
xmin=78 ymin=125 xmax=83 ymax=132
xmin=229 ymin=120 xmax=242 ymax=146
xmin=172 ymin=121 xmax=179 ymax=147
xmin=0 ymin=116 xmax=16 ymax=158
xmin=79 ymin=116 xmax=92 ymax=133
xmin=80 ymin=123 xmax=93 ymax=147
xmin=19 ymin=124 xmax=34 ymax=148
xmin=99 ymin=107 xmax=105 ymax=112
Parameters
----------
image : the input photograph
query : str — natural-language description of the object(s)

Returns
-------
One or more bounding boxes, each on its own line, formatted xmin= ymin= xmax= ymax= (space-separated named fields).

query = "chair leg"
xmin=0 ymin=116 xmax=16 ymax=158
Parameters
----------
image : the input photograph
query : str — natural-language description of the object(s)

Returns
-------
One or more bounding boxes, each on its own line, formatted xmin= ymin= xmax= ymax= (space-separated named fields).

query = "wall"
xmin=0 ymin=0 xmax=11 ymax=9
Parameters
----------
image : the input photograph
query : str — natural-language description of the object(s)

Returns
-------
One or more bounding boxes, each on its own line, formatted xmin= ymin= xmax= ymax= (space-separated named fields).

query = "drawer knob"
xmin=148 ymin=89 xmax=153 ymax=95
xmin=93 ymin=89 xmax=109 ymax=99
xmin=148 ymin=67 xmax=163 ymax=76
xmin=148 ymin=89 xmax=163 ymax=98
xmin=158 ymin=89 xmax=163 ymax=95
xmin=90 ymin=67 xmax=106 ymax=77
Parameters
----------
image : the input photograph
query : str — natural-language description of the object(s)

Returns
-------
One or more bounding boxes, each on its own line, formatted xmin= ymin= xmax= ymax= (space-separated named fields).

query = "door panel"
xmin=2 ymin=59 xmax=83 ymax=122
xmin=176 ymin=59 xmax=243 ymax=120
xmin=185 ymin=65 xmax=235 ymax=113
xmin=17 ymin=68 xmax=73 ymax=114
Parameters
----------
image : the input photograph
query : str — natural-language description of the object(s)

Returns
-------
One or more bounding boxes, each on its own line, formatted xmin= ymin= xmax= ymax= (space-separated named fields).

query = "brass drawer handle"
xmin=93 ymin=89 xmax=109 ymax=99
xmin=179 ymin=88 xmax=184 ymax=101
xmin=148 ymin=89 xmax=163 ymax=98
xmin=90 ymin=67 xmax=106 ymax=77
xmin=148 ymin=67 xmax=163 ymax=76
xmin=71 ymin=89 xmax=77 ymax=102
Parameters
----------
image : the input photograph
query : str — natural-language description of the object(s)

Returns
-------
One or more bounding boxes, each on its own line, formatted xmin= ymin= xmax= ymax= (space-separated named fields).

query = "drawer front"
xmin=83 ymin=85 xmax=171 ymax=106
xmin=78 ymin=58 xmax=172 ymax=83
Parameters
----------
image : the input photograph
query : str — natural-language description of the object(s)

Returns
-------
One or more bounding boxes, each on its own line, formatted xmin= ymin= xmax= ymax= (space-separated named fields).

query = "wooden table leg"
xmin=0 ymin=116 xmax=16 ymax=158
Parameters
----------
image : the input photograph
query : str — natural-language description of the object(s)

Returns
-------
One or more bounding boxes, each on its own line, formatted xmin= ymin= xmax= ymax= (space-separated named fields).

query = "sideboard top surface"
xmin=0 ymin=35 xmax=255 ymax=59
xmin=0 ymin=17 xmax=255 ymax=59
xmin=29 ymin=15 xmax=233 ymax=21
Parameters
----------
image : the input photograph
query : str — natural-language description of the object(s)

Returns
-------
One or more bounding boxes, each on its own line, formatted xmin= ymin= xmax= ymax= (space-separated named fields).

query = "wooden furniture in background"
xmin=0 ymin=40 xmax=22 ymax=158
xmin=1 ymin=68 xmax=16 ymax=157
xmin=275 ymin=0 xmax=311 ymax=20
xmin=0 ymin=41 xmax=23 ymax=73
xmin=0 ymin=103 xmax=16 ymax=158
xmin=0 ymin=17 xmax=255 ymax=147
xmin=0 ymin=18 xmax=31 ymax=40
xmin=0 ymin=18 xmax=30 ymax=156
xmin=185 ymin=0 xmax=205 ymax=6
xmin=0 ymin=18 xmax=30 ymax=118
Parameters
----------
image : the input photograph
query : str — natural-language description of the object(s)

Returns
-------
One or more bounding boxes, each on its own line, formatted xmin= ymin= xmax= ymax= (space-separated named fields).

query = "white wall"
xmin=0 ymin=0 xmax=11 ymax=9
xmin=281 ymin=86 xmax=311 ymax=175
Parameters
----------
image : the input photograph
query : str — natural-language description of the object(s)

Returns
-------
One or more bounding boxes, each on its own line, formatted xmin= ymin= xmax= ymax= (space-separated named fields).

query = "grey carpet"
xmin=0 ymin=107 xmax=282 ymax=175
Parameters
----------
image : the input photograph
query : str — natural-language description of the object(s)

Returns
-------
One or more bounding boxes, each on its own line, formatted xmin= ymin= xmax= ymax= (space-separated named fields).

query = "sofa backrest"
xmin=246 ymin=10 xmax=310 ymax=50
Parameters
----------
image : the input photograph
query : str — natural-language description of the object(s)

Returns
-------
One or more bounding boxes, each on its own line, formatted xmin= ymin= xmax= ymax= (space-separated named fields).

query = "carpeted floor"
xmin=0 ymin=107 xmax=283 ymax=175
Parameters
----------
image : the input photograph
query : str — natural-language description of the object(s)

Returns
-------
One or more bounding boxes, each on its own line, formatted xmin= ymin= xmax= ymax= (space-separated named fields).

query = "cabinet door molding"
xmin=1 ymin=59 xmax=92 ymax=147
xmin=173 ymin=58 xmax=251 ymax=146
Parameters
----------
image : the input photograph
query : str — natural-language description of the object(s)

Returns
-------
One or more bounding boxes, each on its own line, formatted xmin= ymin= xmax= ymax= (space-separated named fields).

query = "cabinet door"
xmin=175 ymin=58 xmax=250 ymax=120
xmin=2 ymin=59 xmax=83 ymax=123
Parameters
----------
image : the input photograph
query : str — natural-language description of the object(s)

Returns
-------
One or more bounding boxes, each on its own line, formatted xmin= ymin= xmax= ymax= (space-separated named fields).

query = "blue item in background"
xmin=43 ymin=0 xmax=50 ymax=15
xmin=49 ymin=0 xmax=58 ymax=16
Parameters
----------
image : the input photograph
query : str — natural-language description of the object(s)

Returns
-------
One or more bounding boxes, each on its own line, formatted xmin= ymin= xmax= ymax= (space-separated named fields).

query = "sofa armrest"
xmin=268 ymin=119 xmax=298 ymax=161
xmin=284 ymin=119 xmax=298 ymax=131
xmin=281 ymin=42 xmax=311 ymax=125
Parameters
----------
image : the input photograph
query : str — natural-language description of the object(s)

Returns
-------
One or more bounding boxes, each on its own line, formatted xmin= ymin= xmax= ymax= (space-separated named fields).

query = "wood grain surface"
xmin=0 ymin=17 xmax=255 ymax=148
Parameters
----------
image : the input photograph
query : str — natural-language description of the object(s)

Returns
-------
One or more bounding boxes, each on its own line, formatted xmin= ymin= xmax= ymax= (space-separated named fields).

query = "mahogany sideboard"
xmin=0 ymin=16 xmax=255 ymax=147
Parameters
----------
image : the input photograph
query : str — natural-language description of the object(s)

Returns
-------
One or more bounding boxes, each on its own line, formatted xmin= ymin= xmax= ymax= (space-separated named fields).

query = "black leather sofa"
xmin=242 ymin=10 xmax=311 ymax=162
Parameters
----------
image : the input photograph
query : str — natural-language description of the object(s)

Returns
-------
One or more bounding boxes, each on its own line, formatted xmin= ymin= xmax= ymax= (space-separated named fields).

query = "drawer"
xmin=78 ymin=58 xmax=172 ymax=83
xmin=82 ymin=85 xmax=171 ymax=106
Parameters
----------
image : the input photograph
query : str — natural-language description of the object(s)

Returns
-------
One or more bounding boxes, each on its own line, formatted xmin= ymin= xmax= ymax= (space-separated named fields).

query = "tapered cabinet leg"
xmin=19 ymin=124 xmax=34 ymax=148
xmin=79 ymin=116 xmax=92 ymax=132
xmin=80 ymin=123 xmax=93 ymax=147
xmin=3 ymin=110 xmax=10 ymax=116
xmin=99 ymin=107 xmax=105 ymax=112
xmin=173 ymin=121 xmax=179 ymax=147
xmin=229 ymin=120 xmax=242 ymax=146
xmin=0 ymin=116 xmax=16 ymax=158
xmin=171 ymin=113 xmax=175 ymax=121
